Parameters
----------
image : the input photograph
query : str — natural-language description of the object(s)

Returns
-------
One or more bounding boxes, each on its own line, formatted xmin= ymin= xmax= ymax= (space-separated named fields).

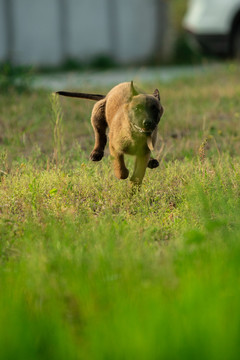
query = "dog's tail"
xmin=56 ymin=91 xmax=105 ymax=101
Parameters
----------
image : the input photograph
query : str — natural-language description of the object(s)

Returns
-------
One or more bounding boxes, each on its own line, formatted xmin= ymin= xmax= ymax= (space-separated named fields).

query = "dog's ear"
xmin=130 ymin=81 xmax=138 ymax=97
xmin=153 ymin=88 xmax=160 ymax=101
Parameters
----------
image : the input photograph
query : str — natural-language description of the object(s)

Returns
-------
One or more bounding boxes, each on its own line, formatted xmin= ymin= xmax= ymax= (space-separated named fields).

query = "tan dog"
xmin=57 ymin=81 xmax=164 ymax=184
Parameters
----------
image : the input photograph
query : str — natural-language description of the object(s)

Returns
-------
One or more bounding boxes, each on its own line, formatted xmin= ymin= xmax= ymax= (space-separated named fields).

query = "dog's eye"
xmin=135 ymin=105 xmax=144 ymax=114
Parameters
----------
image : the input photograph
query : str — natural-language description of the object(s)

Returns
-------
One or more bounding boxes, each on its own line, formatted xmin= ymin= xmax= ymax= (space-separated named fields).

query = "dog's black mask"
xmin=129 ymin=95 xmax=163 ymax=134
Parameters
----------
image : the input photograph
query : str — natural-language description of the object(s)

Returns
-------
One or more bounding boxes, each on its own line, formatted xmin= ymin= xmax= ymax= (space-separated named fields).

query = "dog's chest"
xmin=122 ymin=133 xmax=149 ymax=156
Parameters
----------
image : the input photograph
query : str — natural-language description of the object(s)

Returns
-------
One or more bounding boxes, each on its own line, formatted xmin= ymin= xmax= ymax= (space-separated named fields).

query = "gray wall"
xmin=0 ymin=0 xmax=170 ymax=66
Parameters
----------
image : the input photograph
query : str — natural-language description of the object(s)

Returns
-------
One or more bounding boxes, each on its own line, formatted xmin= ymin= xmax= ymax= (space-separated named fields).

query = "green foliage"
xmin=0 ymin=64 xmax=240 ymax=359
xmin=0 ymin=62 xmax=32 ymax=93
xmin=89 ymin=54 xmax=117 ymax=70
xmin=172 ymin=34 xmax=203 ymax=64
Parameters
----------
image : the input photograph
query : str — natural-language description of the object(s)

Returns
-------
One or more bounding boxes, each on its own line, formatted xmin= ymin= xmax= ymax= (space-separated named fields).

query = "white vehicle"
xmin=183 ymin=0 xmax=240 ymax=57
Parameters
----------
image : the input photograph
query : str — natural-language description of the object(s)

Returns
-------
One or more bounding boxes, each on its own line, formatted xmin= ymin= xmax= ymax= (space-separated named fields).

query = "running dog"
xmin=57 ymin=81 xmax=164 ymax=185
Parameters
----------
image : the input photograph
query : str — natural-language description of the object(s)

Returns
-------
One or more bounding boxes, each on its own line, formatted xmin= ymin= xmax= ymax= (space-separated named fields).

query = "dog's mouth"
xmin=132 ymin=123 xmax=153 ymax=134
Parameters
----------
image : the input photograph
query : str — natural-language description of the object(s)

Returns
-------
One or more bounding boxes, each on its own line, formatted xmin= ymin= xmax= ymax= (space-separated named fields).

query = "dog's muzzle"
xmin=143 ymin=119 xmax=155 ymax=131
xmin=132 ymin=123 xmax=153 ymax=134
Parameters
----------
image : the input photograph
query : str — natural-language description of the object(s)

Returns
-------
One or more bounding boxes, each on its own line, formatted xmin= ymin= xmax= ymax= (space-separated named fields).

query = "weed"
xmin=50 ymin=93 xmax=64 ymax=168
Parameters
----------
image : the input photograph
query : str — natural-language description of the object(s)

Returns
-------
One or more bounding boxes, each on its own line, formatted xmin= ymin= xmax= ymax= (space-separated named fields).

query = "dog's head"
xmin=128 ymin=81 xmax=164 ymax=134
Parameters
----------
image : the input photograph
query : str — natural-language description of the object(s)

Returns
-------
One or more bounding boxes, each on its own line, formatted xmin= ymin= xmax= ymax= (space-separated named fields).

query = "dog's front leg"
xmin=130 ymin=153 xmax=151 ymax=185
xmin=113 ymin=154 xmax=129 ymax=180
xmin=109 ymin=145 xmax=129 ymax=180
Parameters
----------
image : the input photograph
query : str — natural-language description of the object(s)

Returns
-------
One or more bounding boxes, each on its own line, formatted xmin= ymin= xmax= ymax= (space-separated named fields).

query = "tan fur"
xmin=57 ymin=81 xmax=164 ymax=185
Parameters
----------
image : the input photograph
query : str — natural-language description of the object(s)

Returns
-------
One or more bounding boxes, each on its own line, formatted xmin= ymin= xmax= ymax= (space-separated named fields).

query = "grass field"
xmin=0 ymin=63 xmax=240 ymax=359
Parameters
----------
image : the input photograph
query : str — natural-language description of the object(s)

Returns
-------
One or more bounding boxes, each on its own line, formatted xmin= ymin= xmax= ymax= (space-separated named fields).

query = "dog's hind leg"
xmin=90 ymin=99 xmax=108 ymax=161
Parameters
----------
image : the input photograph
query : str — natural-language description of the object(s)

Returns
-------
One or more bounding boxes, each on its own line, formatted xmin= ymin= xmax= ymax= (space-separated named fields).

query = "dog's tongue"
xmin=147 ymin=135 xmax=154 ymax=151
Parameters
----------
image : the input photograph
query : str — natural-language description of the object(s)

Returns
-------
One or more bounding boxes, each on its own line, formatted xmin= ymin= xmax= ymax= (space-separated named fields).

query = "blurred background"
xmin=0 ymin=0 xmax=239 ymax=75
xmin=0 ymin=0 xmax=194 ymax=69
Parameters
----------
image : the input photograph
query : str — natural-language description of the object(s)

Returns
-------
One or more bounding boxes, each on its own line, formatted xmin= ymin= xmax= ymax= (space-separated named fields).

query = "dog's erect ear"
xmin=153 ymin=88 xmax=160 ymax=101
xmin=130 ymin=81 xmax=138 ymax=97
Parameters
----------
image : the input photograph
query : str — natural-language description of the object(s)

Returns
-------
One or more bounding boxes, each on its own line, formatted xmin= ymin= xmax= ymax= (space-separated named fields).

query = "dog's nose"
xmin=143 ymin=119 xmax=153 ymax=129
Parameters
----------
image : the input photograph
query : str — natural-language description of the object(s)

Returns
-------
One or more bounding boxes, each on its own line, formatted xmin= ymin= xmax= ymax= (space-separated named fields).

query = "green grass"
xmin=0 ymin=63 xmax=240 ymax=359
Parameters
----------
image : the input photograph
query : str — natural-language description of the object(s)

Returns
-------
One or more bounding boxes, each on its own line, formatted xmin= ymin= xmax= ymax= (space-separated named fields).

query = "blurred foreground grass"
xmin=0 ymin=63 xmax=240 ymax=359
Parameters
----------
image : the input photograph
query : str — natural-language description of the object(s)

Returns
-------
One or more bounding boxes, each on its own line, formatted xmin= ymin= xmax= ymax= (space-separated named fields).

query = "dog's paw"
xmin=147 ymin=158 xmax=159 ymax=169
xmin=115 ymin=167 xmax=129 ymax=180
xmin=90 ymin=150 xmax=104 ymax=161
xmin=119 ymin=168 xmax=129 ymax=179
